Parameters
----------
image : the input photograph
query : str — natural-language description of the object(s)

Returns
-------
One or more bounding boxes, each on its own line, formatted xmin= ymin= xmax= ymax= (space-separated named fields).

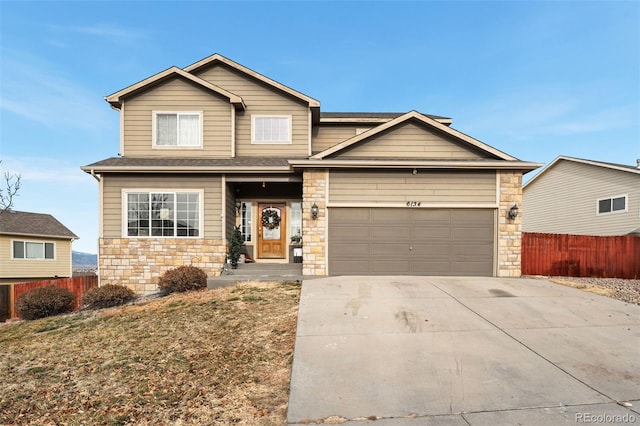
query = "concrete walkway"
xmin=287 ymin=276 xmax=640 ymax=425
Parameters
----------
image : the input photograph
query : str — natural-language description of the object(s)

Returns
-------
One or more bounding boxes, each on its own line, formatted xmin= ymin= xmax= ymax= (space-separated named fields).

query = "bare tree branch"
xmin=0 ymin=160 xmax=21 ymax=214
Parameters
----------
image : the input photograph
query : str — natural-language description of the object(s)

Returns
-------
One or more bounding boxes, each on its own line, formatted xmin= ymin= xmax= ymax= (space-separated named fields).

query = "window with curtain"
xmin=252 ymin=116 xmax=291 ymax=143
xmin=126 ymin=191 xmax=200 ymax=237
xmin=155 ymin=112 xmax=201 ymax=147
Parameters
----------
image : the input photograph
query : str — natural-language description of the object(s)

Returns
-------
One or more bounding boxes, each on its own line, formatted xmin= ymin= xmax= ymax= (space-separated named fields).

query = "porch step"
xmin=207 ymin=263 xmax=303 ymax=289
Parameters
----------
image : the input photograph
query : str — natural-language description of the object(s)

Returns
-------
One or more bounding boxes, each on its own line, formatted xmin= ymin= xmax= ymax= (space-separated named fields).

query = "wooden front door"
xmin=258 ymin=203 xmax=286 ymax=259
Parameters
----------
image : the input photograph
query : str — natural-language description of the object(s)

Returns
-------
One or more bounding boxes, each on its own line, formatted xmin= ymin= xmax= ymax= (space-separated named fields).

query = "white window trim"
xmin=596 ymin=194 xmax=628 ymax=216
xmin=11 ymin=239 xmax=56 ymax=261
xmin=121 ymin=189 xmax=204 ymax=238
xmin=251 ymin=115 xmax=292 ymax=144
xmin=152 ymin=111 xmax=203 ymax=149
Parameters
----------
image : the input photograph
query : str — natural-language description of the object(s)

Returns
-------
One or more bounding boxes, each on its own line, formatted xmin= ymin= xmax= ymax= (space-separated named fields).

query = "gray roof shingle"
xmin=0 ymin=211 xmax=78 ymax=239
xmin=82 ymin=156 xmax=296 ymax=169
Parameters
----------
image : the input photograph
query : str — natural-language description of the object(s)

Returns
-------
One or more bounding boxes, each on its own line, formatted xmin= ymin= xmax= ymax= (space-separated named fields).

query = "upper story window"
xmin=597 ymin=194 xmax=627 ymax=215
xmin=252 ymin=115 xmax=291 ymax=144
xmin=126 ymin=191 xmax=201 ymax=237
xmin=13 ymin=241 xmax=55 ymax=260
xmin=153 ymin=112 xmax=202 ymax=148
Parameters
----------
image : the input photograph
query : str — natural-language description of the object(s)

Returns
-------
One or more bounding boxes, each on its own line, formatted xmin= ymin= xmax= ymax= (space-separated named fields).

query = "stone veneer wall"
xmin=99 ymin=238 xmax=226 ymax=294
xmin=497 ymin=171 xmax=523 ymax=277
xmin=302 ymin=169 xmax=327 ymax=276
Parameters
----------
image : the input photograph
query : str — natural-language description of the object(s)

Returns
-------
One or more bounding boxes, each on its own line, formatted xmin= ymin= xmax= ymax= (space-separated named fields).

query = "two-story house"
xmin=82 ymin=54 xmax=540 ymax=294
xmin=0 ymin=210 xmax=78 ymax=284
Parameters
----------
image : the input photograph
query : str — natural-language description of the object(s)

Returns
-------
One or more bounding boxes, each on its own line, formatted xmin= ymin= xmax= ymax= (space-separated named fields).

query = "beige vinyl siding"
xmin=329 ymin=170 xmax=496 ymax=204
xmin=330 ymin=122 xmax=487 ymax=159
xmin=102 ymin=174 xmax=223 ymax=239
xmin=123 ymin=78 xmax=232 ymax=157
xmin=312 ymin=125 xmax=368 ymax=153
xmin=0 ymin=235 xmax=72 ymax=279
xmin=523 ymin=161 xmax=640 ymax=235
xmin=193 ymin=65 xmax=309 ymax=157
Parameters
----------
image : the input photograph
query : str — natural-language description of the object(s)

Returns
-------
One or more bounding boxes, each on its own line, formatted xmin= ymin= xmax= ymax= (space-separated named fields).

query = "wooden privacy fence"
xmin=0 ymin=275 xmax=98 ymax=321
xmin=522 ymin=233 xmax=640 ymax=279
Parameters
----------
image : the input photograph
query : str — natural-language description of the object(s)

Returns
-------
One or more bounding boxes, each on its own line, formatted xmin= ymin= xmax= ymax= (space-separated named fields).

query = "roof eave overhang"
xmin=80 ymin=166 xmax=294 ymax=174
xmin=289 ymin=159 xmax=542 ymax=172
xmin=0 ymin=231 xmax=78 ymax=240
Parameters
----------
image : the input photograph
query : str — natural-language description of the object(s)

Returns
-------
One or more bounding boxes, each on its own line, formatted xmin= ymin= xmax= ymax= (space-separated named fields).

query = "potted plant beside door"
xmin=228 ymin=226 xmax=244 ymax=269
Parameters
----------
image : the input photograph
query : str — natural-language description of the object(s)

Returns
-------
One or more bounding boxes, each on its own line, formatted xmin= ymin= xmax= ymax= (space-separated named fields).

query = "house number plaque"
xmin=406 ymin=201 xmax=422 ymax=207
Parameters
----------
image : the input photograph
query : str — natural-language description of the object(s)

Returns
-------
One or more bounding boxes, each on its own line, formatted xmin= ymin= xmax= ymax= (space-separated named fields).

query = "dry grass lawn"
xmin=0 ymin=281 xmax=301 ymax=425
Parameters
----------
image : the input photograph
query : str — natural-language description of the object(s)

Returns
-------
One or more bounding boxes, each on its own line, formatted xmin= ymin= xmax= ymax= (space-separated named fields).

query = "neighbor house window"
xmin=597 ymin=195 xmax=627 ymax=215
xmin=290 ymin=202 xmax=302 ymax=243
xmin=252 ymin=115 xmax=291 ymax=143
xmin=241 ymin=202 xmax=252 ymax=242
xmin=153 ymin=112 xmax=202 ymax=147
xmin=126 ymin=191 xmax=201 ymax=237
xmin=13 ymin=241 xmax=55 ymax=259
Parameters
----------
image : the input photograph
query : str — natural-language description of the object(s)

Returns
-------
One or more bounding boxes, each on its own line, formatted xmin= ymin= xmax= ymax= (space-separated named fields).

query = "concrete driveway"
xmin=287 ymin=276 xmax=640 ymax=425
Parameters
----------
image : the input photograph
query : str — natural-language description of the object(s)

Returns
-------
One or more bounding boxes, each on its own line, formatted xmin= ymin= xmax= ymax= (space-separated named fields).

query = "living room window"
xmin=597 ymin=194 xmax=627 ymax=215
xmin=13 ymin=241 xmax=55 ymax=260
xmin=126 ymin=191 xmax=201 ymax=237
xmin=153 ymin=112 xmax=202 ymax=147
xmin=252 ymin=115 xmax=291 ymax=143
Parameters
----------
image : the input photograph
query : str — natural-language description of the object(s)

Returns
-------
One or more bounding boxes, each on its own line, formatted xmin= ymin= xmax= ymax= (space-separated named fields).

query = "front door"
xmin=258 ymin=203 xmax=286 ymax=259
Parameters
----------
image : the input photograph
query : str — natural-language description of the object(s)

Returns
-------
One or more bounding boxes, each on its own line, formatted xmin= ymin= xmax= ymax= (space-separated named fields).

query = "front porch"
xmin=229 ymin=179 xmax=303 ymax=264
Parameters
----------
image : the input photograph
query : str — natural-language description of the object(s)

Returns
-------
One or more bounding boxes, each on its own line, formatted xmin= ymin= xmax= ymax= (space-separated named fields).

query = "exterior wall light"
xmin=311 ymin=203 xmax=319 ymax=220
xmin=235 ymin=199 xmax=242 ymax=216
xmin=508 ymin=204 xmax=519 ymax=220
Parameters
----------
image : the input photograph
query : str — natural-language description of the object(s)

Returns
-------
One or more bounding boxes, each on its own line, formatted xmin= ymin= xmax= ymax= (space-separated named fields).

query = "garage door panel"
xmin=331 ymin=243 xmax=370 ymax=257
xmin=452 ymin=262 xmax=493 ymax=276
xmin=409 ymin=244 xmax=451 ymax=258
xmin=452 ymin=209 xmax=493 ymax=222
xmin=371 ymin=227 xmax=411 ymax=239
xmin=330 ymin=208 xmax=371 ymax=222
xmin=328 ymin=208 xmax=494 ymax=276
xmin=410 ymin=262 xmax=452 ymax=274
xmin=411 ymin=227 xmax=451 ymax=240
xmin=452 ymin=227 xmax=494 ymax=241
xmin=330 ymin=227 xmax=371 ymax=241
xmin=371 ymin=261 xmax=410 ymax=274
xmin=410 ymin=209 xmax=451 ymax=221
xmin=370 ymin=244 xmax=410 ymax=256
xmin=331 ymin=260 xmax=371 ymax=275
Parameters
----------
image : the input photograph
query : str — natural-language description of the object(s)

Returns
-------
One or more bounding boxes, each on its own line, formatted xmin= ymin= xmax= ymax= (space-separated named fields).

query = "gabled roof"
xmin=105 ymin=66 xmax=246 ymax=110
xmin=184 ymin=53 xmax=320 ymax=108
xmin=0 ymin=211 xmax=78 ymax=240
xmin=311 ymin=110 xmax=518 ymax=161
xmin=524 ymin=155 xmax=640 ymax=188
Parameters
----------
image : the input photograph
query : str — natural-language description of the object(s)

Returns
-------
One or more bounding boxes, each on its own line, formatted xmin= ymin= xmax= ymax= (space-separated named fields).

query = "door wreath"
xmin=261 ymin=208 xmax=281 ymax=230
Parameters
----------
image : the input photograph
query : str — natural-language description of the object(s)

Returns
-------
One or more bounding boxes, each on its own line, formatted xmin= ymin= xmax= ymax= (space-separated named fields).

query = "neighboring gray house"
xmin=523 ymin=156 xmax=640 ymax=236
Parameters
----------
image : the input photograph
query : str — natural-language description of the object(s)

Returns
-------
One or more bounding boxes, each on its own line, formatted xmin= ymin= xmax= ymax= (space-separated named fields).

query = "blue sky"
xmin=1 ymin=1 xmax=639 ymax=253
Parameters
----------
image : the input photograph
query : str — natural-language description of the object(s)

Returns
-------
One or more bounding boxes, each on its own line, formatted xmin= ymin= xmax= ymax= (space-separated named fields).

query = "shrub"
xmin=158 ymin=265 xmax=207 ymax=294
xmin=82 ymin=284 xmax=136 ymax=309
xmin=16 ymin=285 xmax=75 ymax=320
